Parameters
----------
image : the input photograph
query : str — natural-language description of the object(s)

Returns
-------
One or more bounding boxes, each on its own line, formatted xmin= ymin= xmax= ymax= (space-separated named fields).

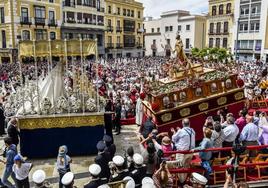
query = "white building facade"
xmin=232 ymin=0 xmax=268 ymax=62
xmin=144 ymin=10 xmax=206 ymax=57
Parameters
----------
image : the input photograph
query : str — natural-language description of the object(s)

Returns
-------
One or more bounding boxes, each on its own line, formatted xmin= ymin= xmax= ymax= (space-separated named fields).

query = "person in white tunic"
xmin=135 ymin=93 xmax=145 ymax=126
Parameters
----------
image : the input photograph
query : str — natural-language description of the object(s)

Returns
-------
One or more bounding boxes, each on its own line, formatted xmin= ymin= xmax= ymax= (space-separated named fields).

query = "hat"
xmin=89 ymin=164 xmax=101 ymax=176
xmin=133 ymin=153 xmax=143 ymax=165
xmin=103 ymin=135 xmax=112 ymax=143
xmin=112 ymin=155 xmax=125 ymax=166
xmin=142 ymin=183 xmax=155 ymax=188
xmin=96 ymin=141 xmax=106 ymax=151
xmin=191 ymin=172 xmax=208 ymax=185
xmin=32 ymin=170 xmax=46 ymax=184
xmin=61 ymin=172 xmax=74 ymax=185
xmin=123 ymin=176 xmax=135 ymax=188
xmin=142 ymin=177 xmax=154 ymax=185
xmin=14 ymin=154 xmax=22 ymax=161
xmin=162 ymin=136 xmax=171 ymax=146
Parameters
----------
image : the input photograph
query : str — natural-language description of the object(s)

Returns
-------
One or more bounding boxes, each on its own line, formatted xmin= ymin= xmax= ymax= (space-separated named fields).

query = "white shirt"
xmin=223 ymin=124 xmax=239 ymax=142
xmin=172 ymin=127 xmax=196 ymax=151
xmin=12 ymin=163 xmax=32 ymax=180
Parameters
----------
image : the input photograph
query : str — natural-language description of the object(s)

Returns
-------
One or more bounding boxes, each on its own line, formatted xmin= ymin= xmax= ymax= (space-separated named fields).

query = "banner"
xmin=19 ymin=39 xmax=97 ymax=57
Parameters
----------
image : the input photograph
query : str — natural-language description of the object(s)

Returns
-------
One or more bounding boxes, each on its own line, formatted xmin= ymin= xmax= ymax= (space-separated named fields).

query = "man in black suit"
xmin=94 ymin=141 xmax=111 ymax=180
xmin=0 ymin=103 xmax=5 ymax=136
xmin=114 ymin=99 xmax=122 ymax=135
xmin=84 ymin=164 xmax=107 ymax=188
xmin=7 ymin=118 xmax=19 ymax=146
xmin=104 ymin=100 xmax=113 ymax=142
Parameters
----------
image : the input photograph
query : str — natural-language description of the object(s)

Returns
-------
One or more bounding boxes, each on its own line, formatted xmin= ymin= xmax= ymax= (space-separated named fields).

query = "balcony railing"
xmin=64 ymin=2 xmax=75 ymax=7
xmin=208 ymin=30 xmax=229 ymax=35
xmin=20 ymin=17 xmax=31 ymax=25
xmin=116 ymin=43 xmax=123 ymax=48
xmin=35 ymin=17 xmax=45 ymax=25
xmin=124 ymin=43 xmax=135 ymax=48
xmin=107 ymin=26 xmax=113 ymax=32
xmin=48 ymin=19 xmax=57 ymax=26
xmin=66 ymin=19 xmax=76 ymax=23
xmin=97 ymin=22 xmax=104 ymax=26
xmin=116 ymin=27 xmax=122 ymax=32
xmin=106 ymin=43 xmax=114 ymax=49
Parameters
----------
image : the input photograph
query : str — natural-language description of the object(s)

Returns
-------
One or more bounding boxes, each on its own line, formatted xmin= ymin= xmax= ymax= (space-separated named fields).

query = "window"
xmin=186 ymin=25 xmax=190 ymax=31
xmin=117 ymin=36 xmax=120 ymax=43
xmin=97 ymin=34 xmax=103 ymax=46
xmin=108 ymin=19 xmax=111 ymax=26
xmin=0 ymin=7 xmax=4 ymax=23
xmin=178 ymin=25 xmax=181 ymax=32
xmin=241 ymin=6 xmax=249 ymax=16
xmin=22 ymin=30 xmax=30 ymax=40
xmin=169 ymin=26 xmax=173 ymax=32
xmin=117 ymin=20 xmax=120 ymax=27
xmin=219 ymin=4 xmax=224 ymax=15
xmin=223 ymin=22 xmax=228 ymax=33
xmin=138 ymin=11 xmax=141 ymax=18
xmin=167 ymin=39 xmax=170 ymax=45
xmin=127 ymin=9 xmax=130 ymax=16
xmin=35 ymin=29 xmax=47 ymax=40
xmin=108 ymin=5 xmax=111 ymax=14
xmin=212 ymin=5 xmax=216 ymax=16
xmin=216 ymin=38 xmax=220 ymax=48
xmin=117 ymin=7 xmax=120 ymax=15
xmin=157 ymin=27 xmax=160 ymax=32
xmin=34 ymin=6 xmax=45 ymax=18
xmin=1 ymin=30 xmax=6 ymax=48
xmin=21 ymin=7 xmax=29 ymax=22
xmin=185 ymin=38 xmax=190 ymax=49
xmin=165 ymin=26 xmax=169 ymax=32
xmin=209 ymin=23 xmax=214 ymax=33
xmin=226 ymin=3 xmax=231 ymax=14
xmin=123 ymin=9 xmax=126 ymax=16
xmin=256 ymin=22 xmax=260 ymax=31
xmin=255 ymin=40 xmax=262 ymax=51
xmin=153 ymin=39 xmax=156 ymax=45
xmin=108 ymin=36 xmax=112 ymax=44
xmin=131 ymin=10 xmax=134 ymax=17
xmin=50 ymin=32 xmax=56 ymax=40
xmin=216 ymin=22 xmax=221 ymax=33
xmin=151 ymin=28 xmax=154 ymax=33
xmin=49 ymin=0 xmax=54 ymax=2
xmin=223 ymin=38 xmax=228 ymax=48
xmin=49 ymin=11 xmax=55 ymax=22
xmin=209 ymin=38 xmax=213 ymax=48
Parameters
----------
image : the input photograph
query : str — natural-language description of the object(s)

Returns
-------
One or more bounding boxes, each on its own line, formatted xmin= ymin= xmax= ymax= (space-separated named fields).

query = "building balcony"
xmin=20 ymin=17 xmax=32 ymax=25
xmin=97 ymin=22 xmax=104 ymax=26
xmin=116 ymin=43 xmax=123 ymax=48
xmin=35 ymin=17 xmax=45 ymax=25
xmin=151 ymin=44 xmax=157 ymax=50
xmin=97 ymin=7 xmax=105 ymax=12
xmin=106 ymin=43 xmax=114 ymax=49
xmin=116 ymin=27 xmax=122 ymax=32
xmin=66 ymin=19 xmax=76 ymax=23
xmin=107 ymin=26 xmax=113 ymax=32
xmin=48 ymin=19 xmax=57 ymax=27
xmin=124 ymin=43 xmax=135 ymax=48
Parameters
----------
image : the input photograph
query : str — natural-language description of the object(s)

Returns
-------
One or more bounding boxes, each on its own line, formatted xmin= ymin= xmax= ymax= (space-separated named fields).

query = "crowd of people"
xmin=1 ymin=57 xmax=267 ymax=188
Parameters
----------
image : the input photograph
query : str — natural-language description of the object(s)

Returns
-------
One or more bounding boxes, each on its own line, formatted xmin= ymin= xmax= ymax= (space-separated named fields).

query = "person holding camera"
xmin=152 ymin=161 xmax=173 ymax=188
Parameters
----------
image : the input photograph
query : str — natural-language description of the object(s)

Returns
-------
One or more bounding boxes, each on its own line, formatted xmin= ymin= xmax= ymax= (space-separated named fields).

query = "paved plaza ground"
xmin=0 ymin=125 xmax=140 ymax=187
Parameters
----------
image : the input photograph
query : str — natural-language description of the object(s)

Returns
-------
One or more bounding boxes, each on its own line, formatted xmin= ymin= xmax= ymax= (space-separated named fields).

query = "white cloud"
xmin=137 ymin=0 xmax=208 ymax=18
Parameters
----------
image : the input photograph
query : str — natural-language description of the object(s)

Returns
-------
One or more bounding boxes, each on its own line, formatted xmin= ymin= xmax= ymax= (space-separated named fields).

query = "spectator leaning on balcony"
xmin=171 ymin=118 xmax=195 ymax=183
xmin=239 ymin=115 xmax=259 ymax=157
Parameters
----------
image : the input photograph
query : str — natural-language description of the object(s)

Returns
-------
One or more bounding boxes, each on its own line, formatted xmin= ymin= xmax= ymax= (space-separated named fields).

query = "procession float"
xmin=1 ymin=39 xmax=106 ymax=158
xmin=142 ymin=35 xmax=246 ymax=140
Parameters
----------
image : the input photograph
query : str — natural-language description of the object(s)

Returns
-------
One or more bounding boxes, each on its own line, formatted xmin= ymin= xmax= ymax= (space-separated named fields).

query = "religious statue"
xmin=173 ymin=34 xmax=192 ymax=70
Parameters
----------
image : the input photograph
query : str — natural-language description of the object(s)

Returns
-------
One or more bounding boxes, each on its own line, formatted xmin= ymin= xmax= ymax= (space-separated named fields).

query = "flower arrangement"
xmin=236 ymin=79 xmax=244 ymax=88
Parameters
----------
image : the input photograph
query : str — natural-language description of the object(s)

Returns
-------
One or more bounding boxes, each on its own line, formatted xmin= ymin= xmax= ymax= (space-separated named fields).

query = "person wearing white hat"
xmin=123 ymin=176 xmax=135 ymax=188
xmin=110 ymin=155 xmax=129 ymax=182
xmin=130 ymin=153 xmax=146 ymax=187
xmin=84 ymin=164 xmax=107 ymax=188
xmin=61 ymin=172 xmax=76 ymax=188
xmin=32 ymin=170 xmax=51 ymax=188
xmin=183 ymin=172 xmax=208 ymax=188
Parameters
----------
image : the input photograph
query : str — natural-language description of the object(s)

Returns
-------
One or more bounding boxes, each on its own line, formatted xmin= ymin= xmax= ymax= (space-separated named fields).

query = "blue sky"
xmin=137 ymin=0 xmax=208 ymax=18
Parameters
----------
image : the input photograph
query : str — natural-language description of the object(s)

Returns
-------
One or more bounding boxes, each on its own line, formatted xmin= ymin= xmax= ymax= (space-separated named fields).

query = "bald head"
xmin=182 ymin=118 xmax=190 ymax=127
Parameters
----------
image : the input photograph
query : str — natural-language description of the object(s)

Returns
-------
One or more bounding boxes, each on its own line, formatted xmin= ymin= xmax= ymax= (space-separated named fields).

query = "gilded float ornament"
xmin=180 ymin=108 xmax=190 ymax=117
xmin=161 ymin=113 xmax=172 ymax=122
xmin=234 ymin=92 xmax=244 ymax=100
xmin=217 ymin=97 xmax=227 ymax=106
xmin=198 ymin=102 xmax=209 ymax=111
